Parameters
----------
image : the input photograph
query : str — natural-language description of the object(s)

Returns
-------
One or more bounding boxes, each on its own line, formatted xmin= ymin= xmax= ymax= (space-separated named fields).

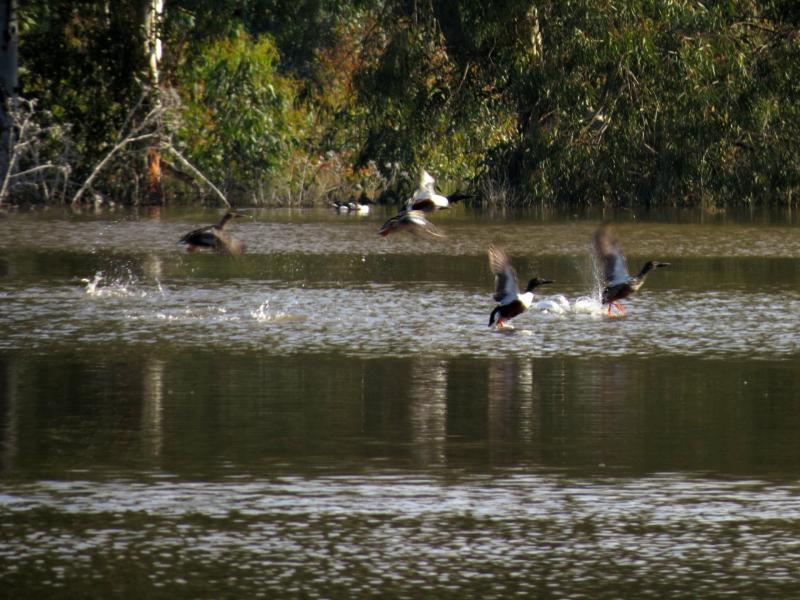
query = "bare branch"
xmin=71 ymin=133 xmax=160 ymax=206
xmin=163 ymin=145 xmax=231 ymax=208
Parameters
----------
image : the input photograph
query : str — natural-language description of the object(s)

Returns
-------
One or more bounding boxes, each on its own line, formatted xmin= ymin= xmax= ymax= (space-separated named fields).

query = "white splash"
xmin=81 ymin=272 xmax=104 ymax=296
xmin=533 ymin=294 xmax=571 ymax=315
xmin=82 ymin=270 xmax=159 ymax=299
xmin=82 ymin=272 xmax=137 ymax=298
xmin=531 ymin=294 xmax=604 ymax=318
xmin=572 ymin=296 xmax=604 ymax=316
xmin=250 ymin=300 xmax=288 ymax=322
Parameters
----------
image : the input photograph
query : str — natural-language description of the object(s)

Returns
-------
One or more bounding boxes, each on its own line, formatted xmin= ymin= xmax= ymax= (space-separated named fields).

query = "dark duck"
xmin=179 ymin=212 xmax=246 ymax=255
xmin=593 ymin=223 xmax=669 ymax=316
xmin=488 ymin=244 xmax=553 ymax=328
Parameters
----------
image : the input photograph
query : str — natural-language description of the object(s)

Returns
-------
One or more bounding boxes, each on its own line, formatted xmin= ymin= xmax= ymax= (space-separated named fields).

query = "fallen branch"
xmin=163 ymin=145 xmax=231 ymax=208
xmin=7 ymin=164 xmax=66 ymax=180
xmin=71 ymin=133 xmax=159 ymax=206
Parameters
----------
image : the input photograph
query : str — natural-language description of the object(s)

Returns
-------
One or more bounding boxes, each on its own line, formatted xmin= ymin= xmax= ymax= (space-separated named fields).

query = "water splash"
xmin=81 ymin=271 xmax=139 ymax=298
xmin=81 ymin=272 xmax=105 ymax=296
xmin=533 ymin=294 xmax=571 ymax=315
xmin=533 ymin=293 xmax=604 ymax=318
xmin=250 ymin=300 xmax=306 ymax=323
xmin=82 ymin=270 xmax=165 ymax=299
xmin=571 ymin=295 xmax=604 ymax=316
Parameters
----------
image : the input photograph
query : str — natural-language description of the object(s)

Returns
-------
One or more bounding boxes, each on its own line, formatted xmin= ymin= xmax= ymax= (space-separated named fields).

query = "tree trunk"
xmin=0 ymin=0 xmax=19 ymax=194
xmin=144 ymin=0 xmax=164 ymax=204
xmin=144 ymin=0 xmax=164 ymax=93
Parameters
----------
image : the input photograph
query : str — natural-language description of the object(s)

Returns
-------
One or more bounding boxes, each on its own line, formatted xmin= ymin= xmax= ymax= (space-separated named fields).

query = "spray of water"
xmin=82 ymin=270 xmax=166 ymax=299
xmin=530 ymin=248 xmax=605 ymax=318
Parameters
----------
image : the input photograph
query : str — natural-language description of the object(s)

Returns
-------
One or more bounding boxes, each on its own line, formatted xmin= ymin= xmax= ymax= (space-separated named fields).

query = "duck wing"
xmin=403 ymin=210 xmax=443 ymax=237
xmin=593 ymin=224 xmax=629 ymax=285
xmin=488 ymin=245 xmax=519 ymax=304
xmin=179 ymin=224 xmax=216 ymax=245
xmin=408 ymin=197 xmax=436 ymax=212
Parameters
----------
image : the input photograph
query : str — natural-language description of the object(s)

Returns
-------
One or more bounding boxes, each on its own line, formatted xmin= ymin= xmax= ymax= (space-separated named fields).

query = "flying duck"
xmin=488 ymin=244 xmax=553 ymax=328
xmin=378 ymin=210 xmax=443 ymax=237
xmin=179 ymin=212 xmax=246 ymax=255
xmin=593 ymin=223 xmax=669 ymax=316
xmin=403 ymin=170 xmax=472 ymax=213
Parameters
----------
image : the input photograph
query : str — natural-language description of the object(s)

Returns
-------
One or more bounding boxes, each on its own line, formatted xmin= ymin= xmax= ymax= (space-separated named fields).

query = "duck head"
xmin=526 ymin=277 xmax=554 ymax=292
xmin=638 ymin=261 xmax=670 ymax=277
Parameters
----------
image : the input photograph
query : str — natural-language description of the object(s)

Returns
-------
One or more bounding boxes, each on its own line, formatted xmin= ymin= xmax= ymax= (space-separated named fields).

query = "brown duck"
xmin=179 ymin=212 xmax=246 ymax=255
xmin=593 ymin=223 xmax=669 ymax=316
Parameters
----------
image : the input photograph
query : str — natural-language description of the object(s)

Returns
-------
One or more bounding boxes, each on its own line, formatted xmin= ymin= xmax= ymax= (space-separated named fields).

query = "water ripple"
xmin=2 ymin=474 xmax=800 ymax=598
xmin=1 ymin=276 xmax=798 ymax=359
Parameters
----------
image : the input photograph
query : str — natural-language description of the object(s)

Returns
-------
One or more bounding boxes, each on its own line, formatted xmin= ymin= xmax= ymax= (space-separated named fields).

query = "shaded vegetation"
xmin=10 ymin=0 xmax=800 ymax=207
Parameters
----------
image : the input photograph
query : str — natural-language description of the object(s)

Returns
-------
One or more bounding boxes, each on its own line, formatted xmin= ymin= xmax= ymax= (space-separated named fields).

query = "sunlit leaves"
xmin=175 ymin=30 xmax=304 ymax=195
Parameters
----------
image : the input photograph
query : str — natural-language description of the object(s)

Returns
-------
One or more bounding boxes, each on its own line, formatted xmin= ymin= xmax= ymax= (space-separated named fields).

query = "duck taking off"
xmin=179 ymin=212 xmax=246 ymax=255
xmin=593 ymin=223 xmax=669 ymax=316
xmin=378 ymin=210 xmax=443 ymax=238
xmin=488 ymin=245 xmax=553 ymax=328
xmin=403 ymin=170 xmax=472 ymax=213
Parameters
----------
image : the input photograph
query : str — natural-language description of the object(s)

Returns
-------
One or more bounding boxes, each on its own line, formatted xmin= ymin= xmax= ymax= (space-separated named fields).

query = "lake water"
xmin=1 ymin=206 xmax=799 ymax=598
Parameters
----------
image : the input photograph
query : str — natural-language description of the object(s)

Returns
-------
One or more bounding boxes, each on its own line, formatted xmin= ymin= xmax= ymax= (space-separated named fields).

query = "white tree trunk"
xmin=144 ymin=0 xmax=164 ymax=92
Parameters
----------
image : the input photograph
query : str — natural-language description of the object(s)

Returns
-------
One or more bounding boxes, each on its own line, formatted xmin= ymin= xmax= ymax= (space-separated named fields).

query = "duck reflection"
xmin=142 ymin=253 xmax=163 ymax=282
xmin=487 ymin=359 xmax=541 ymax=462
xmin=408 ymin=359 xmax=448 ymax=467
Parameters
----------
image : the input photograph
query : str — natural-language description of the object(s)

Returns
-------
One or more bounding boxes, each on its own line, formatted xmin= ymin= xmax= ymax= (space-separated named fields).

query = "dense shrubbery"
xmin=12 ymin=0 xmax=800 ymax=207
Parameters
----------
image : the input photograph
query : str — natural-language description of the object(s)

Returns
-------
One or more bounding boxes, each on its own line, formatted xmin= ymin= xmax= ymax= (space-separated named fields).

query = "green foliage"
xmin=19 ymin=1 xmax=148 ymax=177
xmin=175 ymin=30 xmax=305 ymax=199
xmin=15 ymin=0 xmax=800 ymax=206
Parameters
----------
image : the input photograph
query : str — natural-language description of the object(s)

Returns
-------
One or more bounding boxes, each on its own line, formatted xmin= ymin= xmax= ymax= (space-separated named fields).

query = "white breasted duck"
xmin=403 ymin=170 xmax=472 ymax=213
xmin=488 ymin=244 xmax=553 ymax=328
xmin=593 ymin=223 xmax=669 ymax=316
xmin=333 ymin=198 xmax=375 ymax=214
xmin=179 ymin=212 xmax=247 ymax=255
xmin=378 ymin=210 xmax=443 ymax=237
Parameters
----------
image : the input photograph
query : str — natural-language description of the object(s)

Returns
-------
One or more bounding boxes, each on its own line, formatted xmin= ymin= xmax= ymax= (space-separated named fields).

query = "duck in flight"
xmin=488 ymin=244 xmax=553 ymax=328
xmin=179 ymin=212 xmax=247 ymax=255
xmin=378 ymin=209 xmax=443 ymax=237
xmin=403 ymin=170 xmax=472 ymax=213
xmin=593 ymin=223 xmax=669 ymax=316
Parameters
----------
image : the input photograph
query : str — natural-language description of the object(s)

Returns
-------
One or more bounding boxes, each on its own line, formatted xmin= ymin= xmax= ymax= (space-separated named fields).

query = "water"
xmin=1 ymin=207 xmax=799 ymax=598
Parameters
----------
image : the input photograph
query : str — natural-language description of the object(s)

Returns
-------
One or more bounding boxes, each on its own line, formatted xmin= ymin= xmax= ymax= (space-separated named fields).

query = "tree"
xmin=0 ymin=0 xmax=19 ymax=187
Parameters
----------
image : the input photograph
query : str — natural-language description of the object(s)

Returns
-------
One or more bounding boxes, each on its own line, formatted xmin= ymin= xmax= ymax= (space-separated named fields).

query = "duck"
xmin=593 ymin=223 xmax=669 ymax=316
xmin=402 ymin=170 xmax=472 ymax=213
xmin=333 ymin=197 xmax=375 ymax=215
xmin=488 ymin=244 xmax=553 ymax=328
xmin=179 ymin=212 xmax=246 ymax=255
xmin=378 ymin=210 xmax=443 ymax=237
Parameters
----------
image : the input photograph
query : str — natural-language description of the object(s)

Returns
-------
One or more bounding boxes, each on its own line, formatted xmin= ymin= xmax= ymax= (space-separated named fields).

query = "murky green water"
xmin=1 ymin=207 xmax=800 ymax=598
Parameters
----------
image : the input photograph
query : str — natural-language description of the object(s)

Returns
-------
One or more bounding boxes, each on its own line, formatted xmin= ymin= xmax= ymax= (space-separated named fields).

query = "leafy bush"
xmin=175 ymin=30 xmax=305 ymax=202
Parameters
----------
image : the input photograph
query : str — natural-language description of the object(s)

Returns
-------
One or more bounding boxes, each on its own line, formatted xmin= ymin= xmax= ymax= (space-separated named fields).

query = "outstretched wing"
xmin=488 ymin=245 xmax=519 ymax=304
xmin=593 ymin=223 xmax=629 ymax=285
